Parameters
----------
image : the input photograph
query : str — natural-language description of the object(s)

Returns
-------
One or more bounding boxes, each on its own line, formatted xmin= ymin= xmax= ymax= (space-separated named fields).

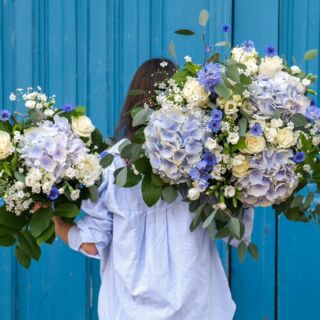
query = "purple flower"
xmin=250 ymin=123 xmax=263 ymax=136
xmin=306 ymin=105 xmax=320 ymax=121
xmin=241 ymin=40 xmax=255 ymax=52
xmin=206 ymin=45 xmax=212 ymax=53
xmin=48 ymin=186 xmax=59 ymax=201
xmin=0 ymin=110 xmax=11 ymax=122
xmin=198 ymin=179 xmax=209 ymax=190
xmin=99 ymin=150 xmax=109 ymax=159
xmin=203 ymin=151 xmax=217 ymax=168
xmin=294 ymin=151 xmax=306 ymax=163
xmin=62 ymin=103 xmax=74 ymax=113
xmin=197 ymin=62 xmax=223 ymax=92
xmin=189 ymin=168 xmax=200 ymax=180
xmin=222 ymin=24 xmax=231 ymax=33
xmin=211 ymin=109 xmax=223 ymax=121
xmin=208 ymin=119 xmax=221 ymax=133
xmin=265 ymin=45 xmax=277 ymax=57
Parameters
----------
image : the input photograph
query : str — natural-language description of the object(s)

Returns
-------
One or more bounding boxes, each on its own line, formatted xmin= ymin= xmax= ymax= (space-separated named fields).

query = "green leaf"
xmin=207 ymin=52 xmax=221 ymax=63
xmin=190 ymin=204 xmax=206 ymax=231
xmin=128 ymin=89 xmax=145 ymax=96
xmin=303 ymin=192 xmax=314 ymax=210
xmin=0 ymin=208 xmax=27 ymax=230
xmin=291 ymin=113 xmax=308 ymax=129
xmin=100 ymin=153 xmax=114 ymax=168
xmin=151 ymin=173 xmax=165 ymax=187
xmin=228 ymin=217 xmax=241 ymax=239
xmin=0 ymin=235 xmax=16 ymax=247
xmin=18 ymin=231 xmax=41 ymax=260
xmin=169 ymin=41 xmax=177 ymax=59
xmin=36 ymin=222 xmax=55 ymax=245
xmin=304 ymin=49 xmax=318 ymax=61
xmin=115 ymin=167 xmax=128 ymax=187
xmin=162 ymin=186 xmax=178 ymax=204
xmin=72 ymin=106 xmax=86 ymax=116
xmin=54 ymin=202 xmax=79 ymax=218
xmin=214 ymin=41 xmax=230 ymax=47
xmin=15 ymin=246 xmax=31 ymax=269
xmin=214 ymin=83 xmax=232 ymax=100
xmin=226 ymin=63 xmax=240 ymax=82
xmin=240 ymin=74 xmax=252 ymax=86
xmin=89 ymin=185 xmax=99 ymax=202
xmin=202 ymin=210 xmax=217 ymax=229
xmin=11 ymin=152 xmax=19 ymax=171
xmin=238 ymin=241 xmax=247 ymax=262
xmin=131 ymin=128 xmax=145 ymax=144
xmin=30 ymin=208 xmax=53 ymax=238
xmin=199 ymin=9 xmax=209 ymax=26
xmin=0 ymin=224 xmax=16 ymax=236
xmin=132 ymin=108 xmax=152 ymax=127
xmin=14 ymin=171 xmax=26 ymax=183
xmin=141 ymin=174 xmax=162 ymax=207
xmin=174 ymin=29 xmax=195 ymax=35
xmin=134 ymin=157 xmax=152 ymax=175
xmin=248 ymin=243 xmax=259 ymax=260
xmin=238 ymin=117 xmax=248 ymax=137
xmin=30 ymin=109 xmax=46 ymax=122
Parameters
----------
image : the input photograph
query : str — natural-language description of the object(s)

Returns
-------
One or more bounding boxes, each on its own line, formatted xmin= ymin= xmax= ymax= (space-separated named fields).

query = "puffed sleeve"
xmin=225 ymin=207 xmax=255 ymax=247
xmin=68 ymin=169 xmax=113 ymax=259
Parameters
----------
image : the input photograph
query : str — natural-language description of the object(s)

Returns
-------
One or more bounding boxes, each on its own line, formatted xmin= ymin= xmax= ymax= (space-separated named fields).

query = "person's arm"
xmin=52 ymin=217 xmax=98 ymax=256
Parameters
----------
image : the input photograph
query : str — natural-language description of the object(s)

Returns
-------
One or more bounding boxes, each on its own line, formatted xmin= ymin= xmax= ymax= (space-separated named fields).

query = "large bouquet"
xmin=110 ymin=10 xmax=320 ymax=260
xmin=0 ymin=88 xmax=109 ymax=267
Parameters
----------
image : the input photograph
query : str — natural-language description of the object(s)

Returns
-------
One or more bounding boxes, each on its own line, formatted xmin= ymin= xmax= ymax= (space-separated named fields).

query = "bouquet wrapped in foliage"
xmin=0 ymin=88 xmax=109 ymax=267
xmin=110 ymin=10 xmax=320 ymax=260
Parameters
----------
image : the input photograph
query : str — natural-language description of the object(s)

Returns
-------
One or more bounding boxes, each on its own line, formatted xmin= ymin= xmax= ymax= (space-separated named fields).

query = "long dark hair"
xmin=115 ymin=58 xmax=176 ymax=140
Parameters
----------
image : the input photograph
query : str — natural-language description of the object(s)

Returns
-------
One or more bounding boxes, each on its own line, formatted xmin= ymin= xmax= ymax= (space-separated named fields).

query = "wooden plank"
xmin=278 ymin=1 xmax=320 ymax=319
xmin=230 ymin=1 xmax=279 ymax=319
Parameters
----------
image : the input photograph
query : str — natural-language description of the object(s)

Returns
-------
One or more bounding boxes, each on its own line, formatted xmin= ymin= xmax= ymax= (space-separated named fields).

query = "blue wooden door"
xmin=0 ymin=1 xmax=319 ymax=319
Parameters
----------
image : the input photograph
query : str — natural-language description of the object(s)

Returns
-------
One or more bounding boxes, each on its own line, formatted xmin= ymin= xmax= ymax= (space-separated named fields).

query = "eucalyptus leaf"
xmin=169 ymin=41 xmax=176 ymax=58
xmin=100 ymin=153 xmax=114 ymax=168
xmin=248 ymin=243 xmax=259 ymax=260
xmin=238 ymin=117 xmax=248 ymax=137
xmin=199 ymin=9 xmax=209 ymax=26
xmin=115 ymin=167 xmax=128 ymax=187
xmin=141 ymin=174 xmax=162 ymax=207
xmin=304 ymin=49 xmax=318 ymax=61
xmin=89 ymin=185 xmax=99 ymax=202
xmin=202 ymin=210 xmax=217 ymax=229
xmin=214 ymin=83 xmax=232 ymax=100
xmin=238 ymin=241 xmax=247 ymax=263
xmin=291 ymin=113 xmax=308 ymax=128
xmin=14 ymin=171 xmax=26 ymax=183
xmin=214 ymin=41 xmax=230 ymax=47
xmin=228 ymin=217 xmax=241 ymax=239
xmin=132 ymin=108 xmax=152 ymax=127
xmin=162 ymin=186 xmax=178 ymax=204
xmin=0 ymin=207 xmax=27 ymax=230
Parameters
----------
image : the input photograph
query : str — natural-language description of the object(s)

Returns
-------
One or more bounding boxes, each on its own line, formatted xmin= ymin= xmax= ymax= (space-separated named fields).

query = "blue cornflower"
xmin=62 ymin=103 xmax=74 ymax=113
xmin=48 ymin=186 xmax=60 ymax=201
xmin=222 ymin=24 xmax=231 ymax=33
xmin=294 ymin=151 xmax=306 ymax=163
xmin=265 ymin=45 xmax=277 ymax=57
xmin=208 ymin=119 xmax=222 ymax=133
xmin=306 ymin=106 xmax=320 ymax=121
xmin=211 ymin=109 xmax=223 ymax=121
xmin=250 ymin=123 xmax=263 ymax=136
xmin=99 ymin=150 xmax=109 ymax=159
xmin=241 ymin=40 xmax=255 ymax=52
xmin=0 ymin=198 xmax=4 ymax=208
xmin=0 ymin=109 xmax=11 ymax=122
xmin=197 ymin=62 xmax=223 ymax=92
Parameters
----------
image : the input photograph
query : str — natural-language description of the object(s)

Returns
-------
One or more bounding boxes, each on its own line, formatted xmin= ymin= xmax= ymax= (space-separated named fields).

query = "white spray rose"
xmin=290 ymin=65 xmax=301 ymax=75
xmin=182 ymin=77 xmax=210 ymax=108
xmin=271 ymin=118 xmax=283 ymax=128
xmin=276 ymin=127 xmax=296 ymax=148
xmin=72 ymin=115 xmax=95 ymax=137
xmin=188 ymin=188 xmax=200 ymax=201
xmin=224 ymin=186 xmax=236 ymax=198
xmin=205 ymin=137 xmax=217 ymax=151
xmin=259 ymin=56 xmax=283 ymax=77
xmin=0 ymin=131 xmax=12 ymax=160
xmin=71 ymin=189 xmax=81 ymax=201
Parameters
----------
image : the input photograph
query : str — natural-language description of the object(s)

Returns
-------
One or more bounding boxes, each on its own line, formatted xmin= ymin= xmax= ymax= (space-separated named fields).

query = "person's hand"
xmin=31 ymin=202 xmax=50 ymax=213
xmin=52 ymin=216 xmax=74 ymax=244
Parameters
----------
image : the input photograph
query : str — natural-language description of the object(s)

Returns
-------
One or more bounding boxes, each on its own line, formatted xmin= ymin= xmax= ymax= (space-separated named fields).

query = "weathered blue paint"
xmin=0 ymin=1 xmax=319 ymax=319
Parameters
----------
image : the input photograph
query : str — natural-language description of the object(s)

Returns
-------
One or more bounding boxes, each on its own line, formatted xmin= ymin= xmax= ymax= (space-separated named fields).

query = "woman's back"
xmin=68 ymin=140 xmax=254 ymax=320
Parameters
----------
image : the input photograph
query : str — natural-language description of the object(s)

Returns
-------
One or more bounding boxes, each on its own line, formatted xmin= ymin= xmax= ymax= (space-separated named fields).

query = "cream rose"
xmin=182 ymin=77 xmax=210 ymax=107
xmin=259 ymin=56 xmax=283 ymax=77
xmin=0 ymin=131 xmax=12 ymax=160
xmin=232 ymin=157 xmax=250 ymax=178
xmin=188 ymin=187 xmax=200 ymax=201
xmin=264 ymin=127 xmax=278 ymax=143
xmin=72 ymin=115 xmax=95 ymax=137
xmin=276 ymin=127 xmax=296 ymax=148
xmin=244 ymin=134 xmax=266 ymax=153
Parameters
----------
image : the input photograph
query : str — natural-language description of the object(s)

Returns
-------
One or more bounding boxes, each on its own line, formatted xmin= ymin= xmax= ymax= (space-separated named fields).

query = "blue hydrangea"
xmin=144 ymin=108 xmax=207 ymax=183
xmin=0 ymin=109 xmax=11 ymax=121
xmin=306 ymin=105 xmax=320 ymax=121
xmin=250 ymin=123 xmax=263 ymax=136
xmin=197 ymin=62 xmax=223 ymax=92
xmin=294 ymin=151 xmax=306 ymax=163
xmin=265 ymin=45 xmax=277 ymax=57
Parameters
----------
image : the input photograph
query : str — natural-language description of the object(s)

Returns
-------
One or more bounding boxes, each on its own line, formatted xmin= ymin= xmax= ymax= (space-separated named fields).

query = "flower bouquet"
xmin=110 ymin=10 xmax=320 ymax=260
xmin=0 ymin=88 xmax=110 ymax=268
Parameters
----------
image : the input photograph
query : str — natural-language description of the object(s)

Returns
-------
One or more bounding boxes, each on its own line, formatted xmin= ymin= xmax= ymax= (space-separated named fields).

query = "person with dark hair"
xmin=53 ymin=58 xmax=254 ymax=320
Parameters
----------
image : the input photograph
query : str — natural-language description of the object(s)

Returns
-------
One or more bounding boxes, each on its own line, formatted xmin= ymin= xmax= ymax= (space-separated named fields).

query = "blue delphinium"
xmin=48 ymin=186 xmax=60 ymax=201
xmin=306 ymin=105 xmax=320 ymax=121
xmin=241 ymin=40 xmax=255 ymax=52
xmin=0 ymin=109 xmax=11 ymax=122
xmin=222 ymin=24 xmax=231 ymax=33
xmin=265 ymin=45 xmax=277 ymax=57
xmin=62 ymin=103 xmax=74 ymax=113
xmin=294 ymin=151 xmax=306 ymax=163
xmin=250 ymin=123 xmax=263 ymax=136
xmin=197 ymin=62 xmax=223 ymax=92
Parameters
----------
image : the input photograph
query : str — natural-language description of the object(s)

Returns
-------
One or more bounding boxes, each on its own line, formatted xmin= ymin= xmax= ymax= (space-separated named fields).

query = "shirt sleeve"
xmin=67 ymin=169 xmax=113 ymax=259
xmin=225 ymin=207 xmax=255 ymax=247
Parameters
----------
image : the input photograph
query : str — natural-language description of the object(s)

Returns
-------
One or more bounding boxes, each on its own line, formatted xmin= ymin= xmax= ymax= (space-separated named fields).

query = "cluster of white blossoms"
xmin=231 ymin=45 xmax=259 ymax=76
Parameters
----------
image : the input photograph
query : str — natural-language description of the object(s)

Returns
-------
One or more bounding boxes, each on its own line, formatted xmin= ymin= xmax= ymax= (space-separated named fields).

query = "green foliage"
xmin=162 ymin=186 xmax=178 ymax=204
xmin=291 ymin=114 xmax=308 ymax=129
xmin=128 ymin=89 xmax=145 ymax=96
xmin=132 ymin=108 xmax=153 ymax=127
xmin=141 ymin=174 xmax=162 ymax=207
xmin=228 ymin=217 xmax=241 ymax=239
xmin=304 ymin=49 xmax=318 ymax=61
xmin=100 ymin=153 xmax=114 ymax=168
xmin=89 ymin=185 xmax=99 ymax=202
xmin=214 ymin=82 xmax=232 ymax=100
xmin=248 ymin=243 xmax=259 ymax=260
xmin=30 ymin=208 xmax=53 ymax=238
xmin=238 ymin=117 xmax=248 ymax=137
xmin=237 ymin=242 xmax=247 ymax=262
xmin=54 ymin=202 xmax=80 ymax=218
xmin=199 ymin=9 xmax=209 ymax=26
xmin=174 ymin=29 xmax=195 ymax=35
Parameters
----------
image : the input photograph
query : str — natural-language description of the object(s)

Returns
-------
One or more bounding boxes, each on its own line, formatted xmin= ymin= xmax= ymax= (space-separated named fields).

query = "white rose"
xmin=244 ymin=134 xmax=266 ymax=153
xmin=25 ymin=100 xmax=36 ymax=109
xmin=224 ymin=100 xmax=238 ymax=115
xmin=188 ymin=188 xmax=200 ymax=201
xmin=65 ymin=167 xmax=76 ymax=179
xmin=302 ymin=78 xmax=311 ymax=87
xmin=232 ymin=157 xmax=250 ymax=178
xmin=290 ymin=65 xmax=301 ymax=75
xmin=72 ymin=115 xmax=95 ymax=137
xmin=42 ymin=182 xmax=53 ymax=194
xmin=312 ymin=136 xmax=320 ymax=146
xmin=227 ymin=132 xmax=240 ymax=145
xmin=276 ymin=127 xmax=296 ymax=148
xmin=264 ymin=127 xmax=278 ymax=143
xmin=259 ymin=56 xmax=283 ymax=77
xmin=205 ymin=137 xmax=217 ymax=151
xmin=71 ymin=189 xmax=81 ymax=201
xmin=182 ymin=77 xmax=210 ymax=108
xmin=224 ymin=186 xmax=236 ymax=198
xmin=0 ymin=131 xmax=12 ymax=160
xmin=271 ymin=118 xmax=283 ymax=128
